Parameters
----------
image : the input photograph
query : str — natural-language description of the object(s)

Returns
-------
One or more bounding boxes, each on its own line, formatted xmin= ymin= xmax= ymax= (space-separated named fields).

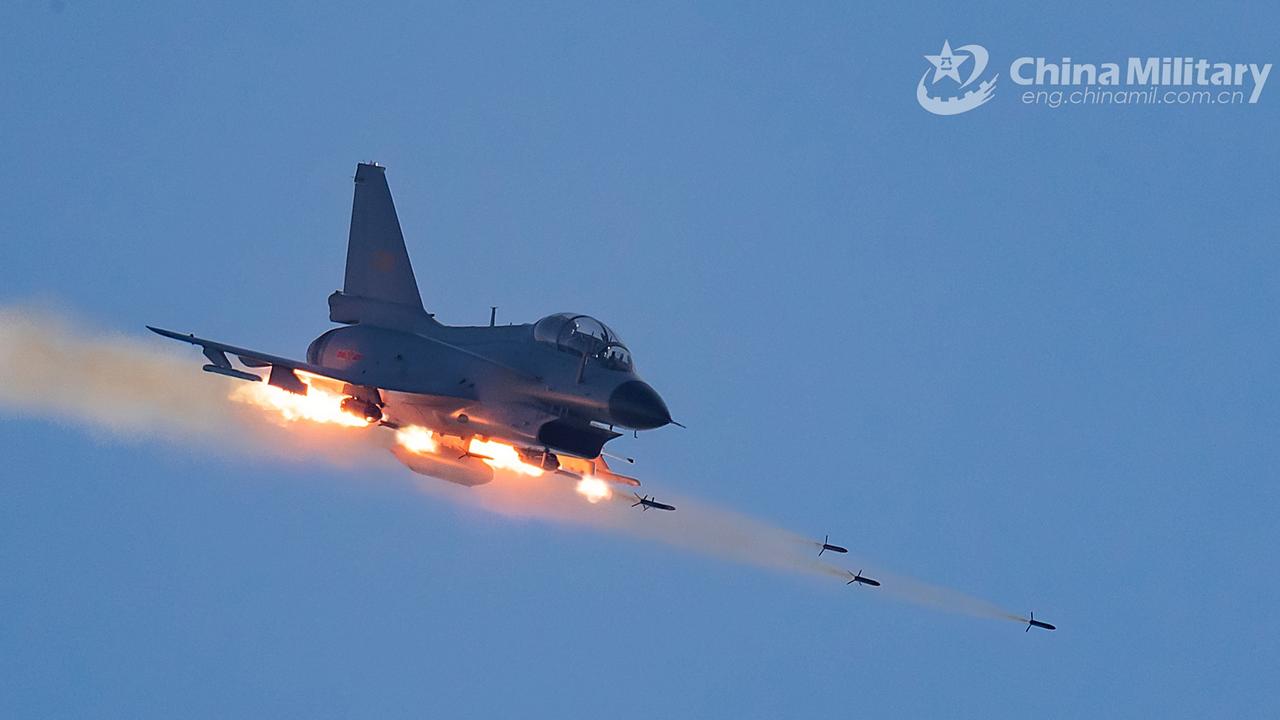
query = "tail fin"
xmin=329 ymin=163 xmax=434 ymax=330
xmin=343 ymin=162 xmax=424 ymax=311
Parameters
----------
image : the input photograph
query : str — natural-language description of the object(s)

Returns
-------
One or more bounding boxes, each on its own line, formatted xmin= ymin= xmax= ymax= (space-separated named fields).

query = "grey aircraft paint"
xmin=151 ymin=162 xmax=674 ymax=485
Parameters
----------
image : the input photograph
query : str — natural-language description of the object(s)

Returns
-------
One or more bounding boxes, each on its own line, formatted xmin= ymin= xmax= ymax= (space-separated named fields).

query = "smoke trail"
xmin=0 ymin=305 xmax=384 ymax=466
xmin=414 ymin=467 xmax=1028 ymax=624
xmin=0 ymin=304 xmax=1030 ymax=626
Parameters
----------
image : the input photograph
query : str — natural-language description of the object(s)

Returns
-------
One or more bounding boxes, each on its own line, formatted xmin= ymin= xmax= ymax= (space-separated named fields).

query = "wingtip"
xmin=146 ymin=325 xmax=185 ymax=340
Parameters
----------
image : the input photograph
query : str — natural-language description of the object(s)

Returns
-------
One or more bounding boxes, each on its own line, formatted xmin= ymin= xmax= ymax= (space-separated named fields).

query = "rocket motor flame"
xmin=231 ymin=366 xmax=601 ymax=500
xmin=235 ymin=372 xmax=554 ymax=482
xmin=232 ymin=373 xmax=371 ymax=428
xmin=394 ymin=425 xmax=437 ymax=454
xmin=394 ymin=424 xmax=610 ymax=502
xmin=394 ymin=429 xmax=547 ymax=478
xmin=466 ymin=438 xmax=544 ymax=477
xmin=575 ymin=476 xmax=612 ymax=503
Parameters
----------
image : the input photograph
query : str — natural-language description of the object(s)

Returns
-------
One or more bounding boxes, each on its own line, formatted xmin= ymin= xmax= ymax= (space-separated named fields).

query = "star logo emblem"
xmin=924 ymin=40 xmax=969 ymax=84
xmin=916 ymin=40 xmax=998 ymax=115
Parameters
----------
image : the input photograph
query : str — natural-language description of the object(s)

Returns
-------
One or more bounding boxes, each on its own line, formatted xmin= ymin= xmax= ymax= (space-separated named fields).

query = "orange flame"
xmin=468 ymin=437 xmax=544 ymax=477
xmin=575 ymin=476 xmax=612 ymax=503
xmin=230 ymin=374 xmax=370 ymax=427
xmin=387 ymin=424 xmax=551 ymax=479
xmin=231 ymin=377 xmax=615 ymax=502
xmin=395 ymin=425 xmax=437 ymax=454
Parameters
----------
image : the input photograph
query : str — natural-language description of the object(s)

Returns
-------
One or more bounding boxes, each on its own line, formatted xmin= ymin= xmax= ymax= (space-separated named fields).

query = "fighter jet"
xmin=150 ymin=162 xmax=675 ymax=487
xmin=818 ymin=534 xmax=848 ymax=556
xmin=631 ymin=493 xmax=676 ymax=512
xmin=846 ymin=569 xmax=880 ymax=587
xmin=1024 ymin=612 xmax=1056 ymax=632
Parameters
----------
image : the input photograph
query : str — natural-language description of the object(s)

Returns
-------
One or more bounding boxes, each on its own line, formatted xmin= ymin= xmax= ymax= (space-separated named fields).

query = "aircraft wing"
xmin=147 ymin=325 xmax=367 ymax=389
xmin=150 ymin=324 xmax=528 ymax=407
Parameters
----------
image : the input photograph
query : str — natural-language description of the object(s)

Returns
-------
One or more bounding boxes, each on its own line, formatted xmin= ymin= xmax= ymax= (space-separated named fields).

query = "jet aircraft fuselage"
xmin=152 ymin=162 xmax=673 ymax=485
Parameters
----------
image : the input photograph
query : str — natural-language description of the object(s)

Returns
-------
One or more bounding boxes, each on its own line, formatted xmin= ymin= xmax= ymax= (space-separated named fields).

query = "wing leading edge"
xmin=147 ymin=326 xmax=364 ymax=389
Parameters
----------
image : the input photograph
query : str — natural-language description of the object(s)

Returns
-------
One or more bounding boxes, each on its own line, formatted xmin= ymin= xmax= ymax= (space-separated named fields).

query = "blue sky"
xmin=1 ymin=2 xmax=1277 ymax=717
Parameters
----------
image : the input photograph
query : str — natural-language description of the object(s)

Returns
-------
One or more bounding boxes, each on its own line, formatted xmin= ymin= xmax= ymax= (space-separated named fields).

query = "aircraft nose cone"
xmin=608 ymin=380 xmax=671 ymax=430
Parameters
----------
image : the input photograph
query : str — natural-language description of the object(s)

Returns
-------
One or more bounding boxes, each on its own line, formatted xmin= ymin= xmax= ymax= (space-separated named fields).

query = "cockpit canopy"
xmin=533 ymin=313 xmax=633 ymax=371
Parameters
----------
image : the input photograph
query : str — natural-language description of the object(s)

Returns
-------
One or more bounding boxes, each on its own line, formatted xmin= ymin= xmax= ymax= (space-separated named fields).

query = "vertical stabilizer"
xmin=343 ymin=163 xmax=424 ymax=312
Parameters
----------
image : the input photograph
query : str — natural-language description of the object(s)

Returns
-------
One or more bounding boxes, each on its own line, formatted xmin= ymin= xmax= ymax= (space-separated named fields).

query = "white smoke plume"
xmin=0 ymin=305 xmax=385 ymax=466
